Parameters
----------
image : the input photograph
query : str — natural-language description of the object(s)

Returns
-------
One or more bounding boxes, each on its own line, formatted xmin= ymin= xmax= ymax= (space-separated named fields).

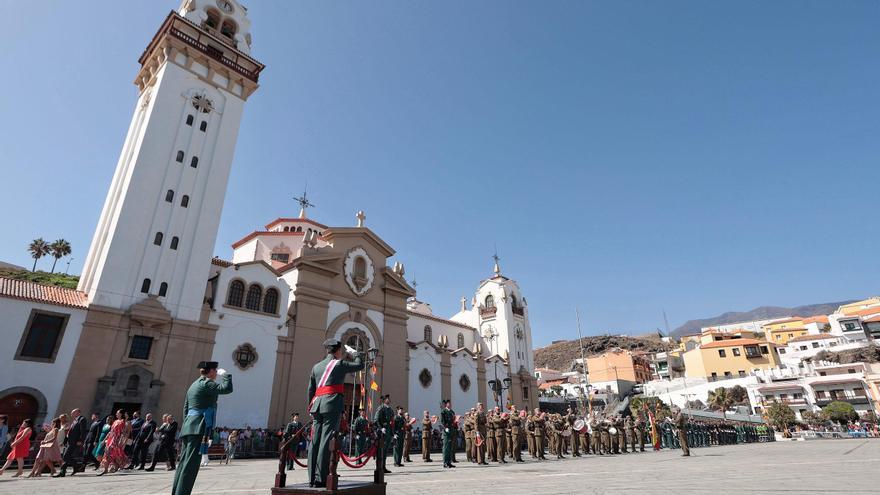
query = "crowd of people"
xmin=0 ymin=400 xmax=774 ymax=480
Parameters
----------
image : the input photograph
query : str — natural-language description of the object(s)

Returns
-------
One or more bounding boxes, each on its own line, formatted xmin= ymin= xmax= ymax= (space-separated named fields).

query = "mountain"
xmin=534 ymin=334 xmax=672 ymax=372
xmin=670 ymin=300 xmax=857 ymax=338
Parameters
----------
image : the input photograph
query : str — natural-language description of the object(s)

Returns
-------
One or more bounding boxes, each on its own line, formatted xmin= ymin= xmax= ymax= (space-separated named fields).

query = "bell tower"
xmin=78 ymin=0 xmax=264 ymax=321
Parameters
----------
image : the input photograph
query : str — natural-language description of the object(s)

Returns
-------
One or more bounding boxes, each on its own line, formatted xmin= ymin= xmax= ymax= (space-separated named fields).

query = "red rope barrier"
xmin=338 ymin=445 xmax=375 ymax=469
xmin=292 ymin=454 xmax=308 ymax=468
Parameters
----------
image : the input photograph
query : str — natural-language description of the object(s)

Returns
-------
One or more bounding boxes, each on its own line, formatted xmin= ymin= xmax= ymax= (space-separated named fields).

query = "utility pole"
xmin=575 ymin=308 xmax=589 ymax=415
xmin=64 ymin=258 xmax=74 ymax=275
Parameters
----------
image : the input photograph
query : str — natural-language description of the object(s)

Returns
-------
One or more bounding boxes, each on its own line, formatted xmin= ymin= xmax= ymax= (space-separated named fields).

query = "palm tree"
xmin=28 ymin=238 xmax=51 ymax=272
xmin=49 ymin=239 xmax=72 ymax=273
xmin=707 ymin=387 xmax=734 ymax=419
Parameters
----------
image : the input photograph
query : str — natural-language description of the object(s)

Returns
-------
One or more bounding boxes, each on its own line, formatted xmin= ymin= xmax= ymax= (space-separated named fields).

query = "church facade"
xmin=0 ymin=0 xmax=537 ymax=428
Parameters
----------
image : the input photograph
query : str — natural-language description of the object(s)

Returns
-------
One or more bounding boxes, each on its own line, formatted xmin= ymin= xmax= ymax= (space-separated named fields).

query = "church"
xmin=0 ymin=0 xmax=537 ymax=428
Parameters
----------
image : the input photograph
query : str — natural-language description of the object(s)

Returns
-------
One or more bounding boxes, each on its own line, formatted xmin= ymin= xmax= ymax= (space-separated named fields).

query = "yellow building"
xmin=838 ymin=297 xmax=880 ymax=315
xmin=698 ymin=329 xmax=758 ymax=346
xmin=762 ymin=317 xmax=808 ymax=345
xmin=682 ymin=338 xmax=782 ymax=381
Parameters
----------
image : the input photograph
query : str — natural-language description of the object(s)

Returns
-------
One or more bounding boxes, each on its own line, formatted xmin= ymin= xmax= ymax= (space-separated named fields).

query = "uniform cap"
xmin=197 ymin=361 xmax=218 ymax=370
xmin=323 ymin=338 xmax=341 ymax=347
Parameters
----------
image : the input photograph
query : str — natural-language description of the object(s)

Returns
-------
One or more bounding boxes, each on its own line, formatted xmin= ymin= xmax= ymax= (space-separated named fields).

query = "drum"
xmin=609 ymin=426 xmax=618 ymax=435
xmin=573 ymin=419 xmax=586 ymax=433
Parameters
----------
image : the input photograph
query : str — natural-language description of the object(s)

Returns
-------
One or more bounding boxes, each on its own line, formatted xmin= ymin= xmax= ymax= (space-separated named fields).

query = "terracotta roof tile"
xmin=0 ymin=277 xmax=88 ymax=309
xmin=802 ymin=315 xmax=829 ymax=324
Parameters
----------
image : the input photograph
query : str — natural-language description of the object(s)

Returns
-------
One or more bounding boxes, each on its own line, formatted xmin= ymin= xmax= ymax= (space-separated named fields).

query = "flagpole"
xmin=575 ymin=308 xmax=589 ymax=416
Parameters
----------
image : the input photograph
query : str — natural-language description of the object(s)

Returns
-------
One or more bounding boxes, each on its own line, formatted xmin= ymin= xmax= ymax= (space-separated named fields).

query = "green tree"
xmin=822 ymin=401 xmax=858 ymax=425
xmin=708 ymin=387 xmax=735 ymax=418
xmin=48 ymin=239 xmax=72 ymax=274
xmin=800 ymin=410 xmax=826 ymax=426
xmin=766 ymin=400 xmax=797 ymax=431
xmin=729 ymin=385 xmax=749 ymax=405
xmin=27 ymin=238 xmax=50 ymax=272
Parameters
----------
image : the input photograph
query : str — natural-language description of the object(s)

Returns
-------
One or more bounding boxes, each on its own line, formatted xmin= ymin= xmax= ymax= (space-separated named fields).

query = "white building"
xmin=0 ymin=1 xmax=537 ymax=428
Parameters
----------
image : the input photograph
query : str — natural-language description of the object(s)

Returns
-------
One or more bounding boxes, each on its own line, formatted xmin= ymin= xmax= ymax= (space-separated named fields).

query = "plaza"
xmin=0 ymin=440 xmax=877 ymax=495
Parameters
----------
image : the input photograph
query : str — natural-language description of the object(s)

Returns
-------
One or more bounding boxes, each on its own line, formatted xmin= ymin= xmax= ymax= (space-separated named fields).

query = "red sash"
xmin=314 ymin=384 xmax=344 ymax=397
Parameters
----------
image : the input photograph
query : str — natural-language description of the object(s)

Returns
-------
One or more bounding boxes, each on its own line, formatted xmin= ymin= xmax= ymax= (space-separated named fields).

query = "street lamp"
xmin=488 ymin=377 xmax=512 ymax=408
xmin=367 ymin=347 xmax=379 ymax=364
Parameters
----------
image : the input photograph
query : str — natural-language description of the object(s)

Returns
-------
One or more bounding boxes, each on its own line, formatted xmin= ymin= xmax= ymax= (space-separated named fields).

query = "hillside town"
xmin=535 ymin=297 xmax=880 ymax=435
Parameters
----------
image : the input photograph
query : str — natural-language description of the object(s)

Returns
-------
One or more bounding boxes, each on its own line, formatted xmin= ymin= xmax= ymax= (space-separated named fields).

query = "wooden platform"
xmin=272 ymin=481 xmax=386 ymax=495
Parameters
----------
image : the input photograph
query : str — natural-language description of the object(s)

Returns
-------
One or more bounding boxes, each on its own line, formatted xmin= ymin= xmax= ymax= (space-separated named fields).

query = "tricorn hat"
xmin=197 ymin=361 xmax=218 ymax=370
xmin=323 ymin=338 xmax=341 ymax=348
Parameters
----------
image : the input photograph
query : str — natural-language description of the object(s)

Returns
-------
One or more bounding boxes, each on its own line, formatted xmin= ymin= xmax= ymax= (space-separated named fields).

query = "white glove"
xmin=445 ymin=428 xmax=450 ymax=433
xmin=355 ymin=435 xmax=360 ymax=439
xmin=381 ymin=428 xmax=387 ymax=434
xmin=393 ymin=435 xmax=398 ymax=440
xmin=217 ymin=368 xmax=227 ymax=376
xmin=344 ymin=344 xmax=357 ymax=357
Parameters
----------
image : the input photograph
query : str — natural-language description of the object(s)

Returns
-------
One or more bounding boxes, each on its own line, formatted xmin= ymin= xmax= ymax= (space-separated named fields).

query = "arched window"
xmin=170 ymin=236 xmax=179 ymax=250
xmin=245 ymin=284 xmax=262 ymax=311
xmin=186 ymin=114 xmax=194 ymax=126
xmin=200 ymin=121 xmax=208 ymax=132
xmin=126 ymin=375 xmax=140 ymax=392
xmin=510 ymin=295 xmax=517 ymax=309
xmin=283 ymin=226 xmax=289 ymax=232
xmin=190 ymin=156 xmax=199 ymax=168
xmin=153 ymin=232 xmax=163 ymax=245
xmin=485 ymin=294 xmax=495 ymax=308
xmin=262 ymin=288 xmax=279 ymax=314
xmin=221 ymin=19 xmax=237 ymax=39
xmin=346 ymin=333 xmax=366 ymax=353
xmin=457 ymin=333 xmax=465 ymax=349
xmin=181 ymin=195 xmax=189 ymax=208
xmin=296 ymin=226 xmax=302 ymax=232
xmin=226 ymin=280 xmax=244 ymax=307
xmin=424 ymin=325 xmax=432 ymax=343
xmin=140 ymin=278 xmax=151 ymax=294
xmin=205 ymin=9 xmax=220 ymax=29
xmin=176 ymin=150 xmax=184 ymax=163
xmin=158 ymin=282 xmax=168 ymax=297
xmin=165 ymin=189 xmax=174 ymax=202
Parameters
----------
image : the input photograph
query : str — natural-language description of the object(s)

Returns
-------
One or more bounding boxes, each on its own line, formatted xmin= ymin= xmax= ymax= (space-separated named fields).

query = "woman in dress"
xmin=29 ymin=418 xmax=62 ymax=477
xmin=0 ymin=419 xmax=33 ymax=477
xmin=97 ymin=410 xmax=128 ymax=475
xmin=93 ymin=416 xmax=113 ymax=468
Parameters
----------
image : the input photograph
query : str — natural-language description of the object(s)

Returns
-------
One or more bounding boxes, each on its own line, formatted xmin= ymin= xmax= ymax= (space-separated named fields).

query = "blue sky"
xmin=1 ymin=1 xmax=877 ymax=346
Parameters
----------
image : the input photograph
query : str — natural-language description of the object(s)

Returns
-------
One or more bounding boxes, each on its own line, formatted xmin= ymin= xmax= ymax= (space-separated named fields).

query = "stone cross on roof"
xmin=294 ymin=186 xmax=314 ymax=219
xmin=356 ymin=210 xmax=366 ymax=227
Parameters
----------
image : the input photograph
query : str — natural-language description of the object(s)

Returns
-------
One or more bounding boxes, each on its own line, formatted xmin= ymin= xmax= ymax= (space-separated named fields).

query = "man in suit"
xmin=307 ymin=338 xmax=364 ymax=488
xmin=127 ymin=411 xmax=144 ymax=456
xmin=82 ymin=413 xmax=103 ymax=469
xmin=172 ymin=361 xmax=233 ymax=495
xmin=374 ymin=395 xmax=394 ymax=474
xmin=147 ymin=414 xmax=178 ymax=471
xmin=128 ymin=413 xmax=157 ymax=470
xmin=54 ymin=408 xmax=89 ymax=477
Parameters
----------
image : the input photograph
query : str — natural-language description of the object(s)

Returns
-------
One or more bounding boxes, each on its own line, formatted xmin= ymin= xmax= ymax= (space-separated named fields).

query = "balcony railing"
xmin=815 ymin=396 xmax=869 ymax=406
xmin=480 ymin=306 xmax=497 ymax=318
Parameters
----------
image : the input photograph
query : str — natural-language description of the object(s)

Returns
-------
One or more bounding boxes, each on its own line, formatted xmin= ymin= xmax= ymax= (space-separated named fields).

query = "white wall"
xmin=0 ymin=298 xmax=87 ymax=420
xmin=451 ymin=353 xmax=479 ymax=411
xmin=210 ymin=264 xmax=288 ymax=427
xmin=408 ymin=345 xmax=441 ymax=416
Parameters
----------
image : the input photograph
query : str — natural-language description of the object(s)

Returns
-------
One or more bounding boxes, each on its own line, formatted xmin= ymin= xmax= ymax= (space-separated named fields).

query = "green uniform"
xmin=283 ymin=420 xmax=303 ymax=469
xmin=307 ymin=353 xmax=364 ymax=486
xmin=353 ymin=417 xmax=369 ymax=457
xmin=440 ymin=406 xmax=457 ymax=466
xmin=172 ymin=374 xmax=233 ymax=495
xmin=374 ymin=404 xmax=394 ymax=469
xmin=392 ymin=413 xmax=406 ymax=466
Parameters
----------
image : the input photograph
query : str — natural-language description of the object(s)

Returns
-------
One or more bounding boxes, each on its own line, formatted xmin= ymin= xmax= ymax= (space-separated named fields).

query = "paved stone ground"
xmin=1 ymin=440 xmax=877 ymax=495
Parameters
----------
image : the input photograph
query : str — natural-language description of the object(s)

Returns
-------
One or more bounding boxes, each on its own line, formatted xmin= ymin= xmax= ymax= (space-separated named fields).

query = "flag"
xmin=371 ymin=364 xmax=377 ymax=375
xmin=370 ymin=380 xmax=379 ymax=391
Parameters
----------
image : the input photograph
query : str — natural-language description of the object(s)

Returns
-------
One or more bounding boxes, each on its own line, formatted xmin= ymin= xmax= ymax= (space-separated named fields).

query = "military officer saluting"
xmin=306 ymin=339 xmax=365 ymax=487
xmin=440 ymin=399 xmax=457 ymax=468
xmin=172 ymin=361 xmax=232 ymax=495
